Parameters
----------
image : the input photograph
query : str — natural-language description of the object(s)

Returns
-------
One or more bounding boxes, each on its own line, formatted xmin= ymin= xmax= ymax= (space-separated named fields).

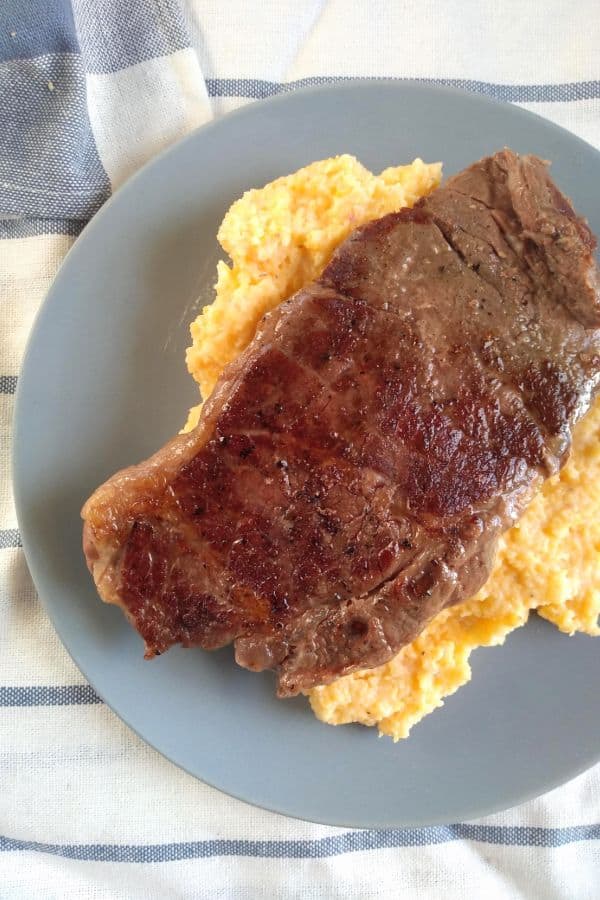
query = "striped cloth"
xmin=1 ymin=2 xmax=599 ymax=897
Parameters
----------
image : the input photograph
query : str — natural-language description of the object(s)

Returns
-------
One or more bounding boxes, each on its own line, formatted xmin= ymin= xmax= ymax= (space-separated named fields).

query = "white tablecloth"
xmin=1 ymin=2 xmax=599 ymax=896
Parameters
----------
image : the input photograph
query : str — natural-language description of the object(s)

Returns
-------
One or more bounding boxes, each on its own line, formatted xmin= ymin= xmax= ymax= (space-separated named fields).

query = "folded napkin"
xmin=1 ymin=1 xmax=598 ymax=896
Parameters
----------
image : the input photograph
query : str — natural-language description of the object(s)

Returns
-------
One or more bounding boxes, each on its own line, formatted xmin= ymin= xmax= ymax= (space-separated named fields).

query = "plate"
xmin=13 ymin=81 xmax=600 ymax=828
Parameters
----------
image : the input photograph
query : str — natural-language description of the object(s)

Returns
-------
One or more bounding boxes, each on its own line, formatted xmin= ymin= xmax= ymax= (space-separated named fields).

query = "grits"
xmin=184 ymin=155 xmax=441 ymax=429
xmin=185 ymin=155 xmax=600 ymax=740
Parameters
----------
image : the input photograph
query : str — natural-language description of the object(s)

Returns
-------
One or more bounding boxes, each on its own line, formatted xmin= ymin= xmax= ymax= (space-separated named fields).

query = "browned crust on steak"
xmin=82 ymin=150 xmax=600 ymax=695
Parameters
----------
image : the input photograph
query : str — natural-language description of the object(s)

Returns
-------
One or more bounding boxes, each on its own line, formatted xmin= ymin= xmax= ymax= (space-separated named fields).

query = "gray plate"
xmin=13 ymin=81 xmax=600 ymax=828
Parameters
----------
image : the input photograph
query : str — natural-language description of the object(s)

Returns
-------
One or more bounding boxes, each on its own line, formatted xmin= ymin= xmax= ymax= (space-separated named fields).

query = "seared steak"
xmin=82 ymin=150 xmax=600 ymax=696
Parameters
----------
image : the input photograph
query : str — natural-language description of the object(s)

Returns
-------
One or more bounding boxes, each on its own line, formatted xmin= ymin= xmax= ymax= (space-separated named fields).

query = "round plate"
xmin=13 ymin=81 xmax=600 ymax=827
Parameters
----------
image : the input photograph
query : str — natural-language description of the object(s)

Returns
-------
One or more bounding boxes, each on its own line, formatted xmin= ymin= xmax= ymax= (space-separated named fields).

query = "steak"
xmin=82 ymin=150 xmax=600 ymax=696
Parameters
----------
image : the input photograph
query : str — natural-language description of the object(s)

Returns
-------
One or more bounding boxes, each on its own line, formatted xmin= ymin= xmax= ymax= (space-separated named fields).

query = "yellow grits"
xmin=184 ymin=155 xmax=600 ymax=741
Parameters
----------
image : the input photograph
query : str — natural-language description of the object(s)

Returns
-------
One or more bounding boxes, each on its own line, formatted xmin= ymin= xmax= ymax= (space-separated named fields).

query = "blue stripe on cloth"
xmin=0 ymin=0 xmax=78 ymax=63
xmin=71 ymin=0 xmax=190 ymax=74
xmin=0 ymin=685 xmax=101 ymax=706
xmin=0 ymin=376 xmax=18 ymax=395
xmin=0 ymin=529 xmax=21 ymax=549
xmin=206 ymin=76 xmax=600 ymax=104
xmin=0 ymin=53 xmax=110 ymax=218
xmin=0 ymin=218 xmax=85 ymax=239
xmin=1 ymin=824 xmax=599 ymax=860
